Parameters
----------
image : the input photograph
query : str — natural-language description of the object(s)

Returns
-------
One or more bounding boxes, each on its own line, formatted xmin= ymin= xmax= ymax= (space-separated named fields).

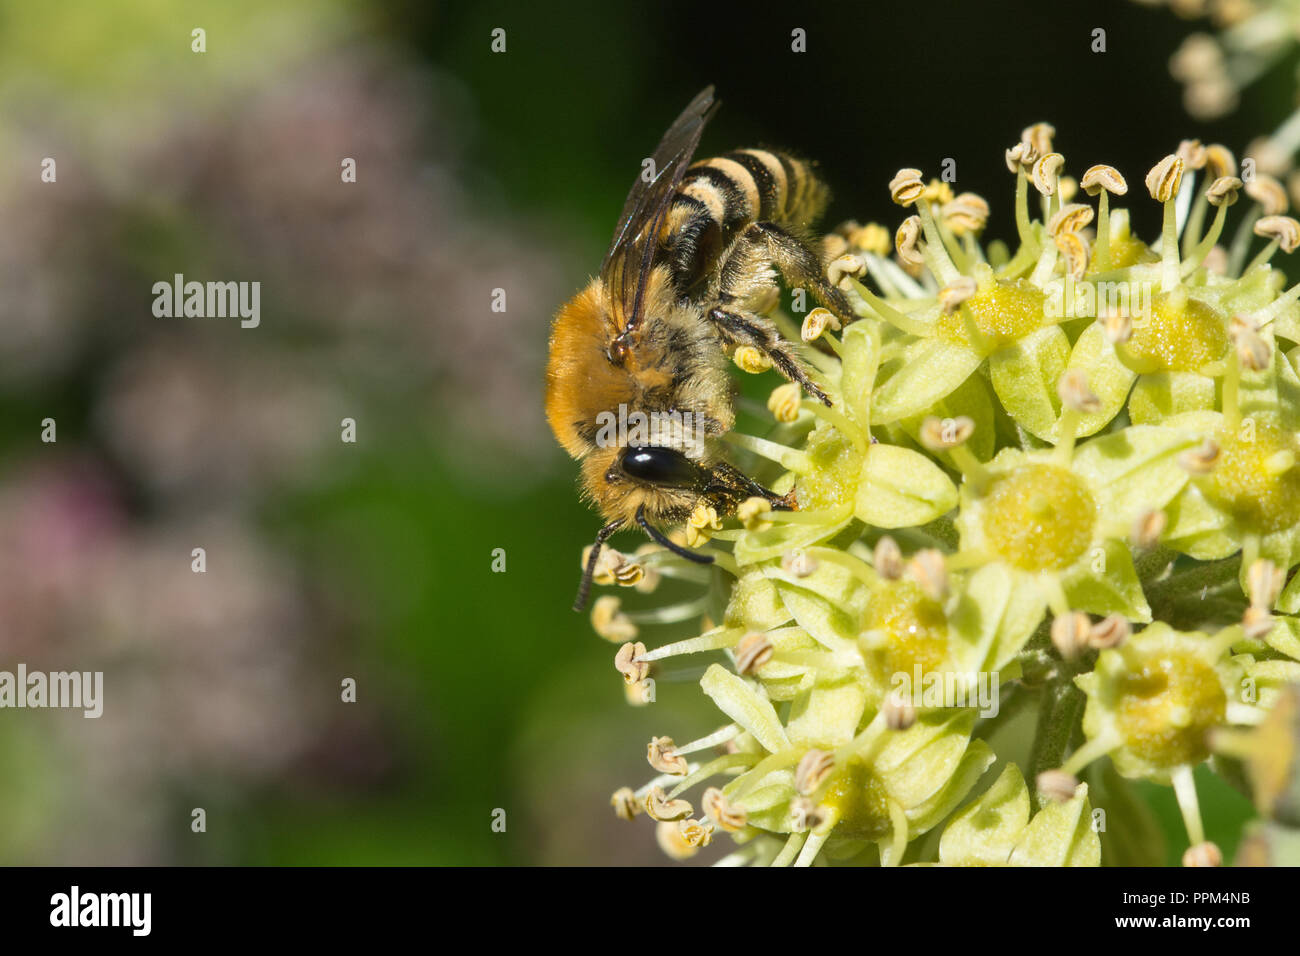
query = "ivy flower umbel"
xmin=580 ymin=125 xmax=1300 ymax=866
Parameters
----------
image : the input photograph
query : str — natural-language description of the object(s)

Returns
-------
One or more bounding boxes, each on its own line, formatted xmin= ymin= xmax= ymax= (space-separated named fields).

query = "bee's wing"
xmin=601 ymin=86 xmax=717 ymax=335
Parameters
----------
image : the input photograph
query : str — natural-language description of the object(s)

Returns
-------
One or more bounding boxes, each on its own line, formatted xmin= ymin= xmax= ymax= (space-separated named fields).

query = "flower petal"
xmin=989 ymin=325 xmax=1070 ymax=440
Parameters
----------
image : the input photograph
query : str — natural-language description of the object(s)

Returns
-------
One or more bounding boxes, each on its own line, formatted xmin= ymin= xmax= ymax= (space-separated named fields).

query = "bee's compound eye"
xmin=619 ymin=446 xmax=700 ymax=489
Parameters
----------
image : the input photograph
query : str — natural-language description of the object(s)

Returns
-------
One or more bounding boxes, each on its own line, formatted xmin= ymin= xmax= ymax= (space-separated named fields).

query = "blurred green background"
xmin=0 ymin=0 xmax=1276 ymax=864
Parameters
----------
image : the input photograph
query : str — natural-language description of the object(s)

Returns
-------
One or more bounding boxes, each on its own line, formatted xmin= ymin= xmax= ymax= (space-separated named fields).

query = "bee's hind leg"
xmin=707 ymin=307 xmax=831 ymax=406
xmin=724 ymin=220 xmax=857 ymax=331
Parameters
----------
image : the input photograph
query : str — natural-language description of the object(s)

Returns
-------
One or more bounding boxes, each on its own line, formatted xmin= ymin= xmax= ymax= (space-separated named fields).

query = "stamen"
xmin=637 ymin=626 xmax=745 ymax=663
xmin=673 ymin=724 xmax=742 ymax=757
xmin=723 ymin=431 xmax=814 ymax=473
xmin=764 ymin=504 xmax=854 ymax=525
xmin=1244 ymin=215 xmax=1300 ymax=273
xmin=1060 ymin=731 xmax=1121 ymax=777
xmin=1055 ymin=368 xmax=1101 ymax=462
xmin=767 ymin=382 xmax=804 ymax=423
xmin=1171 ymin=764 xmax=1206 ymax=847
xmin=795 ymin=749 xmax=836 ymax=794
xmin=771 ymin=831 xmax=809 ymax=867
xmin=734 ymin=632 xmax=775 ymax=675
xmin=1081 ymin=164 xmax=1128 ymax=271
xmin=1130 ymin=509 xmax=1167 ymax=550
xmin=644 ymin=785 xmax=692 ymax=821
xmin=784 ymin=545 xmax=877 ymax=591
xmin=920 ymin=413 xmax=990 ymax=491
xmin=1182 ymin=176 xmax=1242 ymax=276
xmin=665 ymin=752 xmax=758 ymax=799
xmin=872 ymin=536 xmax=903 ymax=581
xmin=914 ymin=197 xmax=963 ymax=285
xmin=1146 ymin=154 xmax=1185 ymax=291
xmin=591 ymin=596 xmax=638 ymax=642
xmin=626 ymin=596 xmax=711 ymax=626
xmin=908 ymin=548 xmax=948 ymax=602
xmin=801 ymin=399 xmax=868 ymax=455
xmin=1088 ymin=614 xmax=1130 ymax=649
xmin=1051 ymin=611 xmax=1092 ymax=660
xmin=1036 ymin=769 xmax=1081 ymax=803
xmin=701 ymin=787 xmax=748 ymax=831
xmin=611 ymin=787 xmax=641 ymax=821
xmin=1183 ymin=842 xmax=1222 ymax=867
xmin=794 ymin=827 xmax=832 ymax=867
xmin=615 ymin=641 xmax=649 ymax=684
xmin=647 ymin=736 xmax=689 ymax=776
xmin=736 ymin=497 xmax=774 ymax=532
xmin=844 ymin=275 xmax=940 ymax=337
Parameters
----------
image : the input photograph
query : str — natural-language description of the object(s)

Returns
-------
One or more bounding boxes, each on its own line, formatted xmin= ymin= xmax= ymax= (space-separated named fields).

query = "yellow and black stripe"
xmin=661 ymin=148 xmax=829 ymax=293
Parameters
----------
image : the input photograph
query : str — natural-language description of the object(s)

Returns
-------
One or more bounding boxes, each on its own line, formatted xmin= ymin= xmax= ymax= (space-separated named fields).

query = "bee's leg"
xmin=707 ymin=307 xmax=831 ymax=406
xmin=574 ymin=518 xmax=624 ymax=613
xmin=706 ymin=460 xmax=799 ymax=511
xmin=726 ymin=221 xmax=856 ymax=330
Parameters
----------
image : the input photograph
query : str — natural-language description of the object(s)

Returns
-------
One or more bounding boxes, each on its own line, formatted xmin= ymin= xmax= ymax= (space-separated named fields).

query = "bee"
xmin=545 ymin=86 xmax=854 ymax=610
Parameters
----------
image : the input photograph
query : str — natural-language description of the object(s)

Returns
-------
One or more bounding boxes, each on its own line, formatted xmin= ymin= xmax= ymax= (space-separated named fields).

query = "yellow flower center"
xmin=863 ymin=580 xmax=949 ymax=677
xmin=1089 ymin=233 xmax=1157 ymax=272
xmin=981 ymin=464 xmax=1096 ymax=571
xmin=1115 ymin=652 xmax=1226 ymax=768
xmin=938 ymin=279 xmax=1045 ymax=349
xmin=1201 ymin=422 xmax=1300 ymax=535
xmin=797 ymin=427 xmax=861 ymax=511
xmin=822 ymin=758 xmax=894 ymax=840
xmin=1122 ymin=292 xmax=1228 ymax=373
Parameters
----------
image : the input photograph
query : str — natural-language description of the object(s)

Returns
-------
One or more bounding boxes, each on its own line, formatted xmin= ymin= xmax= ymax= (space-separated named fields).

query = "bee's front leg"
xmin=705 ymin=460 xmax=800 ymax=513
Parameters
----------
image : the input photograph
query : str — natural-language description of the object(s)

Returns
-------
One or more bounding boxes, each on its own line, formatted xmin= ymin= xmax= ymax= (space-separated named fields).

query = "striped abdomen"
xmin=661 ymin=149 xmax=829 ymax=293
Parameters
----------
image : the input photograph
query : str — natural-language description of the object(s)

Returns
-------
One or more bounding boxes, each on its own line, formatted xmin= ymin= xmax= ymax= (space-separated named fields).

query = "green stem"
xmin=1028 ymin=679 xmax=1087 ymax=813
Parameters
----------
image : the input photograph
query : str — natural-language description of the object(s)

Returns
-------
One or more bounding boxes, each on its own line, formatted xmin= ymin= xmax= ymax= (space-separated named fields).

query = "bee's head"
xmin=580 ymin=444 xmax=705 ymax=527
xmin=573 ymin=444 xmax=718 ymax=611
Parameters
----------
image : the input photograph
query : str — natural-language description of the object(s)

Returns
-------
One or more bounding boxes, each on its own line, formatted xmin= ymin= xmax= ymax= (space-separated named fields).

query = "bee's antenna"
xmin=636 ymin=505 xmax=715 ymax=566
xmin=574 ymin=518 xmax=625 ymax=613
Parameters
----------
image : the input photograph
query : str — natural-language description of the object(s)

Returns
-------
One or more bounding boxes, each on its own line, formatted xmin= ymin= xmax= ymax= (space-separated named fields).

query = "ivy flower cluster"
xmin=587 ymin=126 xmax=1300 ymax=866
